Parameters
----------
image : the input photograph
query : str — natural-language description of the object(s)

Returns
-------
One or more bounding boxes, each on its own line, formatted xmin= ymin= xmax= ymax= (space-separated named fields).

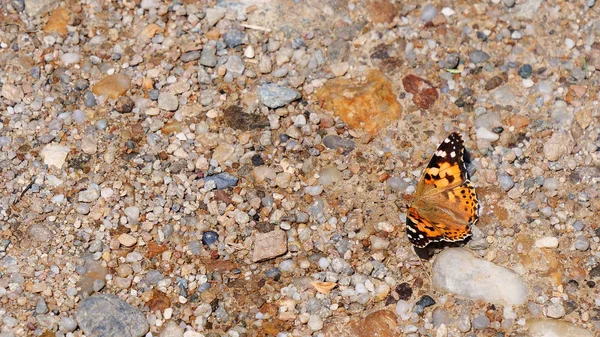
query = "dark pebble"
xmin=518 ymin=64 xmax=532 ymax=78
xmin=115 ymin=96 xmax=135 ymax=113
xmin=507 ymin=61 xmax=519 ymax=68
xmin=251 ymin=154 xmax=265 ymax=166
xmin=202 ymin=231 xmax=219 ymax=246
xmin=416 ymin=295 xmax=436 ymax=308
xmin=322 ymin=135 xmax=356 ymax=154
xmin=396 ymin=283 xmax=413 ymax=301
xmin=198 ymin=282 xmax=211 ymax=293
xmin=492 ymin=126 xmax=504 ymax=133
xmin=590 ymin=264 xmax=600 ymax=278
xmin=292 ymin=37 xmax=306 ymax=49
xmin=444 ymin=53 xmax=460 ymax=69
xmin=476 ymin=31 xmax=488 ymax=41
xmin=279 ymin=134 xmax=290 ymax=142
xmin=223 ymin=28 xmax=245 ymax=48
xmin=265 ymin=267 xmax=282 ymax=281
xmin=485 ymin=76 xmax=504 ymax=91
xmin=30 ymin=66 xmax=40 ymax=79
xmin=204 ymin=172 xmax=239 ymax=189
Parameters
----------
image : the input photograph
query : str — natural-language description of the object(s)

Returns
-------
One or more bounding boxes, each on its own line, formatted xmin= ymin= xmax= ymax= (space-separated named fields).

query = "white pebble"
xmin=535 ymin=237 xmax=559 ymax=248
xmin=441 ymin=7 xmax=455 ymax=16
xmin=476 ymin=127 xmax=500 ymax=141
xmin=565 ymin=38 xmax=575 ymax=50
xmin=522 ymin=79 xmax=534 ymax=88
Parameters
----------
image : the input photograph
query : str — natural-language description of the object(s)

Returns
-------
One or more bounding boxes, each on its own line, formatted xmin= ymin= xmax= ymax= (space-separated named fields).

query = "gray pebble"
xmin=421 ymin=4 xmax=437 ymax=22
xmin=204 ymin=172 xmax=239 ymax=189
xmin=145 ymin=270 xmax=165 ymax=285
xmin=322 ymin=135 xmax=355 ymax=153
xmin=76 ymin=203 xmax=90 ymax=215
xmin=223 ymin=28 xmax=245 ymax=48
xmin=574 ymin=236 xmax=589 ymax=251
xmin=198 ymin=67 xmax=211 ymax=84
xmin=60 ymin=317 xmax=78 ymax=332
xmin=331 ymin=258 xmax=354 ymax=275
xmin=75 ymin=294 xmax=148 ymax=337
xmin=469 ymin=50 xmax=490 ymax=64
xmin=271 ymin=67 xmax=289 ymax=78
xmin=257 ymin=83 xmax=301 ymax=108
xmin=36 ymin=298 xmax=49 ymax=314
xmin=200 ymin=45 xmax=217 ymax=67
xmin=84 ymin=91 xmax=96 ymax=107
xmin=180 ymin=50 xmax=201 ymax=62
xmin=504 ymin=0 xmax=516 ymax=7
xmin=188 ymin=240 xmax=202 ymax=255
xmin=225 ymin=55 xmax=245 ymax=78
xmin=572 ymin=220 xmax=585 ymax=231
xmin=472 ymin=314 xmax=490 ymax=329
xmin=543 ymin=178 xmax=559 ymax=190
xmin=158 ymin=92 xmax=179 ymax=111
xmin=498 ymin=173 xmax=515 ymax=191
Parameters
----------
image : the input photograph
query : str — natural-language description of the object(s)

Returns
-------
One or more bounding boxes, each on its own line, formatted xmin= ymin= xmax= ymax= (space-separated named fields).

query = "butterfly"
xmin=406 ymin=132 xmax=479 ymax=248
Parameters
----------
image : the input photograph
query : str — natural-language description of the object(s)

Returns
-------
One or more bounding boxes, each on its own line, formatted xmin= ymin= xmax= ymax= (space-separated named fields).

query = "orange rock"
xmin=402 ymin=74 xmax=439 ymax=109
xmin=142 ymin=23 xmax=162 ymax=39
xmin=43 ymin=8 xmax=70 ymax=36
xmin=316 ymin=69 xmax=402 ymax=134
xmin=508 ymin=114 xmax=530 ymax=128
xmin=92 ymin=74 xmax=131 ymax=99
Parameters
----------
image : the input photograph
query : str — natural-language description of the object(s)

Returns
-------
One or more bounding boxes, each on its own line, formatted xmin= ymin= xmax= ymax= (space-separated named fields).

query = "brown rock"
xmin=324 ymin=310 xmax=399 ymax=337
xmin=115 ymin=96 xmax=135 ymax=113
xmin=508 ymin=115 xmax=530 ymax=129
xmin=222 ymin=105 xmax=269 ymax=130
xmin=485 ymin=76 xmax=504 ymax=91
xmin=316 ymin=69 xmax=402 ymax=134
xmin=402 ymin=74 xmax=439 ymax=109
xmin=366 ymin=0 xmax=399 ymax=24
xmin=142 ymin=24 xmax=161 ymax=39
xmin=43 ymin=8 xmax=70 ymax=36
xmin=252 ymin=229 xmax=287 ymax=262
xmin=92 ymin=74 xmax=131 ymax=99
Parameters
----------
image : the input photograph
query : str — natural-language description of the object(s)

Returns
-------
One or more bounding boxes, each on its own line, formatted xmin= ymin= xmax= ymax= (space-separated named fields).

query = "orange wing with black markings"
xmin=406 ymin=132 xmax=479 ymax=248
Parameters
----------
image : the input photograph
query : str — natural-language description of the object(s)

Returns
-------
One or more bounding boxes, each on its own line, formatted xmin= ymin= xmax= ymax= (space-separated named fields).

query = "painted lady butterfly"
xmin=406 ymin=132 xmax=479 ymax=248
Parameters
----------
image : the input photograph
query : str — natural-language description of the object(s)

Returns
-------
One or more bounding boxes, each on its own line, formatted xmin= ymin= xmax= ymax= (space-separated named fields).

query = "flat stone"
xmin=24 ymin=0 xmax=57 ymax=16
xmin=526 ymin=318 xmax=592 ymax=337
xmin=252 ymin=229 xmax=287 ymax=262
xmin=543 ymin=132 xmax=573 ymax=161
xmin=40 ymin=144 xmax=70 ymax=169
xmin=257 ymin=83 xmax=301 ymax=108
xmin=1 ymin=84 xmax=24 ymax=103
xmin=158 ymin=92 xmax=179 ymax=111
xmin=92 ymin=74 xmax=131 ymax=99
xmin=432 ymin=248 xmax=528 ymax=305
xmin=203 ymin=172 xmax=239 ymax=190
xmin=118 ymin=233 xmax=137 ymax=247
xmin=75 ymin=294 xmax=149 ymax=337
xmin=200 ymin=45 xmax=217 ymax=67
xmin=205 ymin=7 xmax=226 ymax=27
xmin=43 ymin=8 xmax=70 ymax=36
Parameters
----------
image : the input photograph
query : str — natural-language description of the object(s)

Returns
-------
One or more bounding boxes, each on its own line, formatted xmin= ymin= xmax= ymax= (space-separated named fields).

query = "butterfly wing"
xmin=406 ymin=132 xmax=479 ymax=248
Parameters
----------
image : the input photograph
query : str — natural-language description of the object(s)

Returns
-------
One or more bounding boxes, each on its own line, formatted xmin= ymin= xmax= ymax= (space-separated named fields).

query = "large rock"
xmin=432 ymin=248 xmax=528 ymax=305
xmin=526 ymin=318 xmax=593 ymax=337
xmin=75 ymin=294 xmax=148 ymax=337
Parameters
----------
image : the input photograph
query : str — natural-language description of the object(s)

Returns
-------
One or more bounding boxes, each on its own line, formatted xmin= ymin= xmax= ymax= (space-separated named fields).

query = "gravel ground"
xmin=0 ymin=0 xmax=599 ymax=336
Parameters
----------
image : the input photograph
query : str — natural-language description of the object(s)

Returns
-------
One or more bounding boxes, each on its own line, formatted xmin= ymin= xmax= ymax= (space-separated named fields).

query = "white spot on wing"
xmin=450 ymin=151 xmax=456 ymax=158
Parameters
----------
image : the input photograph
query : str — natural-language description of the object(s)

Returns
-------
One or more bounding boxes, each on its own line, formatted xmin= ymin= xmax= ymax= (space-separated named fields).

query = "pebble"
xmin=118 ymin=233 xmax=137 ymax=247
xmin=421 ymin=4 xmax=438 ymax=22
xmin=432 ymin=248 xmax=528 ymax=305
xmin=318 ymin=166 xmax=342 ymax=186
xmin=158 ymin=92 xmax=179 ymax=111
xmin=200 ymin=45 xmax=217 ymax=67
xmin=322 ymin=135 xmax=355 ymax=153
xmin=180 ymin=50 xmax=201 ymax=63
xmin=574 ymin=236 xmax=589 ymax=251
xmin=535 ymin=237 xmax=559 ymax=248
xmin=60 ymin=317 xmax=78 ymax=332
xmin=257 ymin=83 xmax=301 ymax=108
xmin=202 ymin=231 xmax=219 ymax=246
xmin=545 ymin=303 xmax=566 ymax=318
xmin=396 ymin=300 xmax=412 ymax=320
xmin=476 ymin=127 xmax=500 ymax=141
xmin=543 ymin=132 xmax=573 ymax=161
xmin=542 ymin=178 xmax=559 ymax=190
xmin=92 ymin=74 xmax=131 ymax=99
xmin=203 ymin=172 xmax=239 ymax=190
xmin=307 ymin=315 xmax=323 ymax=331
xmin=498 ymin=174 xmax=515 ymax=191
xmin=252 ymin=230 xmax=287 ymax=262
xmin=76 ymin=294 xmax=149 ymax=337
xmin=518 ymin=64 xmax=532 ymax=78
xmin=565 ymin=38 xmax=576 ymax=50
xmin=205 ymin=7 xmax=226 ymax=27
xmin=225 ymin=55 xmax=245 ymax=78
xmin=40 ymin=144 xmax=70 ymax=169
xmin=527 ymin=318 xmax=593 ymax=337
xmin=472 ymin=314 xmax=490 ymax=329
xmin=224 ymin=28 xmax=245 ymax=48
xmin=469 ymin=50 xmax=490 ymax=64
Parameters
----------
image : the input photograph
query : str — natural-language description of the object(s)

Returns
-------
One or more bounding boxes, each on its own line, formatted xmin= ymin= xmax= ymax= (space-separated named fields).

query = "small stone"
xmin=473 ymin=314 xmax=490 ymax=329
xmin=527 ymin=319 xmax=593 ymax=337
xmin=485 ymin=76 xmax=504 ymax=91
xmin=41 ymin=144 xmax=70 ymax=169
xmin=518 ymin=64 xmax=532 ymax=78
xmin=225 ymin=55 xmax=245 ymax=78
xmin=259 ymin=55 xmax=273 ymax=74
xmin=257 ymin=83 xmax=301 ymax=109
xmin=565 ymin=38 xmax=576 ymax=50
xmin=396 ymin=300 xmax=412 ymax=320
xmin=43 ymin=8 xmax=70 ymax=36
xmin=574 ymin=236 xmax=590 ymax=251
xmin=421 ymin=4 xmax=437 ymax=21
xmin=92 ymin=74 xmax=131 ymax=99
xmin=402 ymin=74 xmax=439 ymax=109
xmin=118 ymin=233 xmax=137 ymax=247
xmin=202 ymin=231 xmax=219 ymax=246
xmin=205 ymin=7 xmax=226 ymax=27
xmin=331 ymin=62 xmax=350 ymax=76
xmin=160 ymin=321 xmax=184 ymax=337
xmin=84 ymin=91 xmax=97 ymax=107
xmin=542 ymin=178 xmax=559 ymax=190
xmin=60 ymin=317 xmax=78 ymax=332
xmin=76 ymin=203 xmax=90 ymax=215
xmin=322 ymin=135 xmax=356 ymax=153
xmin=158 ymin=92 xmax=179 ymax=111
xmin=503 ymin=0 xmax=516 ymax=7
xmin=223 ymin=28 xmax=245 ymax=48
xmin=75 ymin=294 xmax=149 ymax=337
xmin=546 ymin=303 xmax=566 ymax=318
xmin=469 ymin=50 xmax=490 ymax=64
xmin=1 ymin=84 xmax=24 ymax=103
xmin=252 ymin=230 xmax=287 ymax=262
xmin=78 ymin=184 xmax=100 ymax=202
xmin=200 ymin=45 xmax=217 ymax=67
xmin=416 ymin=295 xmax=436 ymax=308
xmin=36 ymin=298 xmax=49 ymax=314
xmin=543 ymin=132 xmax=573 ymax=161
xmin=535 ymin=237 xmax=559 ymax=248
xmin=115 ymin=96 xmax=135 ymax=113
xmin=441 ymin=7 xmax=455 ymax=16
xmin=180 ymin=50 xmax=201 ymax=62
xmin=212 ymin=144 xmax=235 ymax=164
xmin=476 ymin=127 xmax=500 ymax=141
xmin=318 ymin=166 xmax=342 ymax=186
xmin=498 ymin=174 xmax=514 ymax=191
xmin=308 ymin=315 xmax=323 ymax=331
xmin=203 ymin=172 xmax=238 ymax=190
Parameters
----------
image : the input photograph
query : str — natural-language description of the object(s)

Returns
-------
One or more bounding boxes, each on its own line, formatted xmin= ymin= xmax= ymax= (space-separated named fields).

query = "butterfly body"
xmin=406 ymin=132 xmax=479 ymax=248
